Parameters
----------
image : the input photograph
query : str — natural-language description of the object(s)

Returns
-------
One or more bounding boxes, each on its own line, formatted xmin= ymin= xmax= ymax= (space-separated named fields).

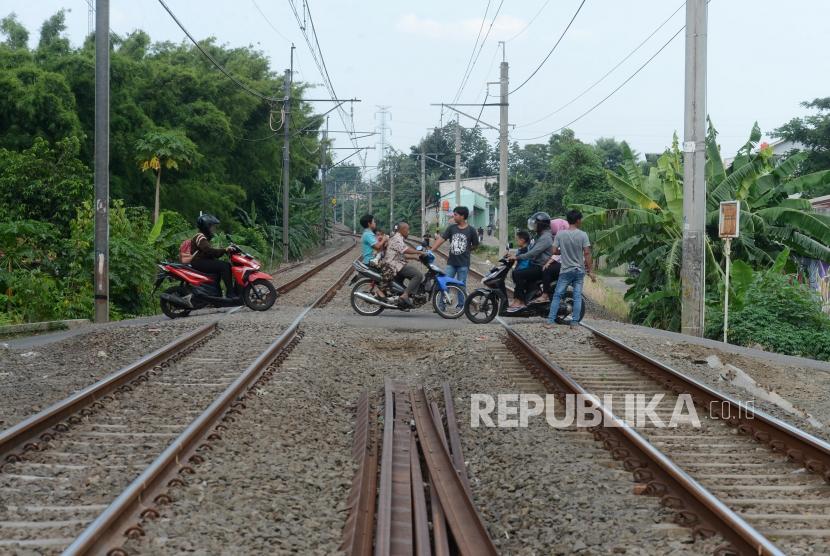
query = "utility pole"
xmin=420 ymin=146 xmax=426 ymax=237
xmin=320 ymin=115 xmax=328 ymax=246
xmin=680 ymin=0 xmax=708 ymax=337
xmin=281 ymin=46 xmax=294 ymax=260
xmin=93 ymin=0 xmax=109 ymax=323
xmin=389 ymin=163 xmax=395 ymax=229
xmin=454 ymin=120 xmax=462 ymax=207
xmin=498 ymin=43 xmax=509 ymax=256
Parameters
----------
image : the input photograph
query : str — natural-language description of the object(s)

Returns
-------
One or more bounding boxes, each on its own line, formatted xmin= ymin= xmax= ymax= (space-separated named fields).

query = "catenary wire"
xmin=452 ymin=0 xmax=492 ymax=104
xmin=512 ymin=24 xmax=685 ymax=142
xmin=517 ymin=1 xmax=685 ymax=128
xmin=509 ymin=0 xmax=587 ymax=95
xmin=454 ymin=0 xmax=506 ymax=104
xmin=156 ymin=0 xmax=280 ymax=103
xmin=505 ymin=0 xmax=552 ymax=42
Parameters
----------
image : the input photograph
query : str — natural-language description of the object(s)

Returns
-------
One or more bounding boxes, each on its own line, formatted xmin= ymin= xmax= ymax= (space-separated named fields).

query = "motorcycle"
xmin=464 ymin=257 xmax=586 ymax=324
xmin=155 ymin=243 xmax=278 ymax=319
xmin=349 ymin=249 xmax=466 ymax=319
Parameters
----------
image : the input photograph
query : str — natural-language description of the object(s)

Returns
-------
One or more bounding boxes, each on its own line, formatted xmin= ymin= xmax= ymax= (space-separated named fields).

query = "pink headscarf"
xmin=549 ymin=218 xmax=568 ymax=263
xmin=550 ymin=218 xmax=569 ymax=235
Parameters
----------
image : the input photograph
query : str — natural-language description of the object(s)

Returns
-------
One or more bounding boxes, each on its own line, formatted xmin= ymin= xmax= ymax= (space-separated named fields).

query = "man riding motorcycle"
xmin=383 ymin=222 xmax=423 ymax=307
xmin=507 ymin=211 xmax=554 ymax=312
xmin=189 ymin=213 xmax=238 ymax=300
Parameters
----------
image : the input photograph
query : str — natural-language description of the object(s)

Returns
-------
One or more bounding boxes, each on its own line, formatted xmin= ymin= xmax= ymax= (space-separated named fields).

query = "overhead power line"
xmin=513 ymin=24 xmax=685 ymax=142
xmin=250 ymin=0 xmax=293 ymax=44
xmin=505 ymin=0 xmax=552 ymax=42
xmin=453 ymin=0 xmax=506 ymax=104
xmin=452 ymin=0 xmax=492 ymax=103
xmin=517 ymin=1 xmax=685 ymax=128
xmin=509 ymin=0 xmax=587 ymax=95
xmin=157 ymin=0 xmax=279 ymax=103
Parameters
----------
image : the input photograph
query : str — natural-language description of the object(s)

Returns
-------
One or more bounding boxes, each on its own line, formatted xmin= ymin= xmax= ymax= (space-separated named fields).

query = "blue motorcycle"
xmin=349 ymin=249 xmax=466 ymax=319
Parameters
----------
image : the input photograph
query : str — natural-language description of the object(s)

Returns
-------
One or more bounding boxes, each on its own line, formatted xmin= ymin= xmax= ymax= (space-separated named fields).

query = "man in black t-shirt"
xmin=430 ymin=206 xmax=479 ymax=307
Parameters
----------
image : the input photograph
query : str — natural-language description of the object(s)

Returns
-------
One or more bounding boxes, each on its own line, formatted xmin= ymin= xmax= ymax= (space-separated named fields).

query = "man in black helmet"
xmin=190 ymin=214 xmax=237 ymax=300
xmin=507 ymin=211 xmax=554 ymax=311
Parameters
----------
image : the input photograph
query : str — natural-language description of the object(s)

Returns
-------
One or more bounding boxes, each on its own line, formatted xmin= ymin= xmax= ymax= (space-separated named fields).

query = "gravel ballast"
xmin=123 ymin=321 xmax=716 ymax=555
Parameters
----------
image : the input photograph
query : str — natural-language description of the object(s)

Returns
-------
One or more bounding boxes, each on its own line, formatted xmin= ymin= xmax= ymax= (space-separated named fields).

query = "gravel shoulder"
xmin=586 ymin=319 xmax=830 ymax=442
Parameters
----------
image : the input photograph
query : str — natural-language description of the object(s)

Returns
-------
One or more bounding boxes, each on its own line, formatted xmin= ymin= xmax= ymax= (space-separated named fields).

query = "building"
xmin=811 ymin=193 xmax=830 ymax=214
xmin=425 ymin=176 xmax=497 ymax=231
xmin=723 ymin=138 xmax=805 ymax=168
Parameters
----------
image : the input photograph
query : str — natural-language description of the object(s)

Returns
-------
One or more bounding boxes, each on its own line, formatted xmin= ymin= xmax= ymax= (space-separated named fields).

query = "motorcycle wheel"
xmin=555 ymin=290 xmax=587 ymax=324
xmin=432 ymin=285 xmax=466 ymax=319
xmin=350 ymin=278 xmax=384 ymax=316
xmin=244 ymin=279 xmax=278 ymax=311
xmin=464 ymin=290 xmax=499 ymax=324
xmin=160 ymin=285 xmax=191 ymax=319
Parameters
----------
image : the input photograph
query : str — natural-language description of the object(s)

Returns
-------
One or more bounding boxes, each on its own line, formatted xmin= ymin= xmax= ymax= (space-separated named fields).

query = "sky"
xmin=8 ymin=0 xmax=830 ymax=171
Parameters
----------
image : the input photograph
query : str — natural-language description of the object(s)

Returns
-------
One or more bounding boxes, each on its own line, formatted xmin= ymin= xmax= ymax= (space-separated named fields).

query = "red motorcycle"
xmin=155 ymin=243 xmax=277 ymax=318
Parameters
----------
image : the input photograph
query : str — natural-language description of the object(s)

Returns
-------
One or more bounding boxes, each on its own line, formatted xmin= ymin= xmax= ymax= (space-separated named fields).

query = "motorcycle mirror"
xmin=507 ymin=242 xmax=513 ymax=250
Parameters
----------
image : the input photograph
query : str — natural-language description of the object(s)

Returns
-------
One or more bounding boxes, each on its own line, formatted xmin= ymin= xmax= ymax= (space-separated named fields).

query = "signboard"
xmin=718 ymin=201 xmax=740 ymax=238
xmin=441 ymin=199 xmax=450 ymax=210
xmin=331 ymin=197 xmax=337 ymax=206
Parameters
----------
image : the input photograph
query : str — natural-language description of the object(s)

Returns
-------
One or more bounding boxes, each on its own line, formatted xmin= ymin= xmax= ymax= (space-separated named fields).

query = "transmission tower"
xmin=373 ymin=106 xmax=391 ymax=217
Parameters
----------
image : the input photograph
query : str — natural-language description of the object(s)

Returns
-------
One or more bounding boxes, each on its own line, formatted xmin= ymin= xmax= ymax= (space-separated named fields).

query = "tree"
xmin=0 ymin=13 xmax=28 ymax=49
xmin=0 ymin=136 xmax=91 ymax=232
xmin=593 ymin=137 xmax=637 ymax=172
xmin=578 ymin=122 xmax=830 ymax=331
xmin=135 ymin=129 xmax=200 ymax=223
xmin=774 ymin=97 xmax=830 ymax=196
xmin=555 ymin=141 xmax=613 ymax=209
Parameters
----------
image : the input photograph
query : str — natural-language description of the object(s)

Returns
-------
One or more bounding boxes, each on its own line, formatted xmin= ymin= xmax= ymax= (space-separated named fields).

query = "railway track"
xmin=0 ymin=241 xmax=355 ymax=555
xmin=340 ymin=381 xmax=496 ymax=556
xmin=501 ymin=320 xmax=830 ymax=555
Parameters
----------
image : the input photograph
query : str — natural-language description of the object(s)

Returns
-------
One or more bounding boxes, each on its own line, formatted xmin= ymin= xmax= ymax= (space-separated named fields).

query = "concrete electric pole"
xmin=680 ymin=0 xmax=708 ymax=336
xmin=420 ymin=147 xmax=426 ymax=237
xmin=498 ymin=48 xmax=509 ymax=256
xmin=454 ymin=120 xmax=462 ymax=207
xmin=320 ymin=116 xmax=328 ymax=246
xmin=93 ymin=0 xmax=109 ymax=323
xmin=281 ymin=48 xmax=294 ymax=260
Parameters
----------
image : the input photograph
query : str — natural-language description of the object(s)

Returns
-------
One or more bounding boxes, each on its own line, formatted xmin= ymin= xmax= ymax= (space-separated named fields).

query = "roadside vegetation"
xmin=0 ymin=12 xmax=326 ymax=322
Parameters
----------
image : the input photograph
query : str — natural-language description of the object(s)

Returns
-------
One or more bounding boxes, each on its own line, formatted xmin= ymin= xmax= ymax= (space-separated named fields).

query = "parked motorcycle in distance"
xmin=349 ymin=249 xmax=466 ymax=319
xmin=155 ymin=243 xmax=277 ymax=318
xmin=464 ymin=256 xmax=585 ymax=324
xmin=627 ymin=262 xmax=641 ymax=279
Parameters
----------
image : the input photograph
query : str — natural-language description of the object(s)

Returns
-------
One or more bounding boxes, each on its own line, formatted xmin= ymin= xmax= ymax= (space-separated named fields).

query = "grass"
xmin=475 ymin=244 xmax=500 ymax=259
xmin=583 ymin=277 xmax=630 ymax=322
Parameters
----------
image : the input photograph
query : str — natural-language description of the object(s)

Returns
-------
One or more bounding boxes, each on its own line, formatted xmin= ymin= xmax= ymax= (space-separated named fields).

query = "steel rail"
xmin=63 ymin=244 xmax=359 ymax=555
xmin=410 ymin=388 xmax=498 ymax=556
xmin=0 ymin=321 xmax=217 ymax=465
xmin=501 ymin=321 xmax=783 ymax=556
xmin=582 ymin=322 xmax=830 ymax=480
xmin=313 ymin=259 xmax=356 ymax=308
xmin=276 ymin=240 xmax=356 ymax=294
xmin=443 ymin=382 xmax=473 ymax=498
xmin=375 ymin=379 xmax=414 ymax=556
xmin=339 ymin=391 xmax=378 ymax=556
xmin=427 ymin=402 xmax=451 ymax=556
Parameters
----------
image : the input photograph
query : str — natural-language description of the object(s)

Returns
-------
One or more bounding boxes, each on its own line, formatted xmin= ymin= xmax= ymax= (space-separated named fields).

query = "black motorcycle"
xmin=349 ymin=250 xmax=466 ymax=319
xmin=464 ymin=257 xmax=586 ymax=324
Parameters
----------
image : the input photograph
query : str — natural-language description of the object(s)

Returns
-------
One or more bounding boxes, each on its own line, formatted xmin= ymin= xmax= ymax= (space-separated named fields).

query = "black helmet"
xmin=197 ymin=213 xmax=220 ymax=238
xmin=527 ymin=211 xmax=551 ymax=232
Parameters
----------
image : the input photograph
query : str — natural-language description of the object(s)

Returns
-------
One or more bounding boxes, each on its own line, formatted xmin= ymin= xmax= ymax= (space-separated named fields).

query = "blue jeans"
xmin=444 ymin=264 xmax=468 ymax=306
xmin=547 ymin=269 xmax=585 ymax=324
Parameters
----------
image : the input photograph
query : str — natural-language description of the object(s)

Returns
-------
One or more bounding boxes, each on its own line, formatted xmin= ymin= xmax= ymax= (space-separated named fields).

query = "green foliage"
xmin=0 ymin=136 xmax=91 ymax=232
xmin=0 ymin=13 xmax=28 ymax=49
xmin=0 ymin=12 xmax=330 ymax=322
xmin=707 ymin=250 xmax=830 ymax=360
xmin=774 ymin=97 xmax=830 ymax=196
xmin=580 ymin=121 xmax=830 ymax=336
